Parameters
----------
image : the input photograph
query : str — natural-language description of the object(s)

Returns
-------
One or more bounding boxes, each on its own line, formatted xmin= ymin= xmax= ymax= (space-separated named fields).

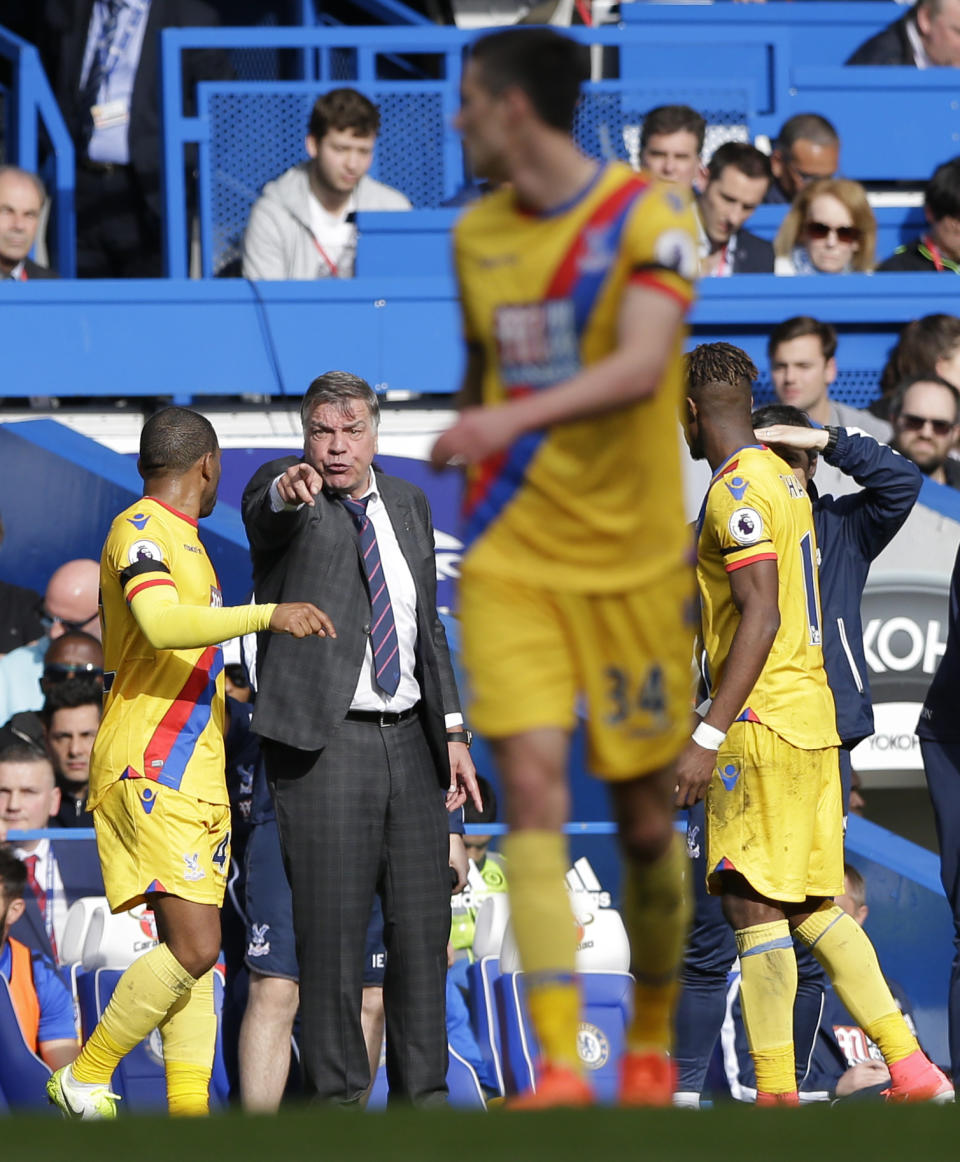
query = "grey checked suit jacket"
xmin=242 ymin=457 xmax=461 ymax=788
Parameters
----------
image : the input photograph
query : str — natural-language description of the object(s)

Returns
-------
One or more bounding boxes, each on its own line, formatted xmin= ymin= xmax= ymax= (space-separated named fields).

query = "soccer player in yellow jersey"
xmin=430 ymin=28 xmax=700 ymax=1108
xmin=680 ymin=343 xmax=952 ymax=1105
xmin=47 ymin=408 xmax=335 ymax=1119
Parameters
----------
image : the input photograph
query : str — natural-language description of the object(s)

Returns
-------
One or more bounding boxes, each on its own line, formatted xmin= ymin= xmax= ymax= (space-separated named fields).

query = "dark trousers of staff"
xmin=263 ymin=711 xmax=451 ymax=1106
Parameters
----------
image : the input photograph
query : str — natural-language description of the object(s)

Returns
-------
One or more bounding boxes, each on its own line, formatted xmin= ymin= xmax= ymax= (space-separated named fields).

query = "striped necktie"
xmin=24 ymin=853 xmax=58 ymax=961
xmin=340 ymin=494 xmax=401 ymax=696
xmin=80 ymin=0 xmax=123 ymax=146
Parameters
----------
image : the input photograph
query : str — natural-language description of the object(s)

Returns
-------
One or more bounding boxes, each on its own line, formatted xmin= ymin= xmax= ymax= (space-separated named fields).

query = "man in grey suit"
xmin=242 ymin=371 xmax=478 ymax=1107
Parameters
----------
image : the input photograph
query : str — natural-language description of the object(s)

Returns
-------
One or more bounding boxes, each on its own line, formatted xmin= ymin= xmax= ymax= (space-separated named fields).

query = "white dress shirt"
xmin=345 ymin=471 xmax=421 ymax=712
xmin=268 ymin=468 xmax=464 ymax=726
xmin=11 ymin=837 xmax=68 ymax=958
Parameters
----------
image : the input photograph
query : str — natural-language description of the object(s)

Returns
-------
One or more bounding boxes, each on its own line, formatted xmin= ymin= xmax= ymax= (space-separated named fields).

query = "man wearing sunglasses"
xmin=765 ymin=114 xmax=840 ymax=206
xmin=0 ymin=559 xmax=100 ymax=729
xmin=890 ymin=375 xmax=960 ymax=488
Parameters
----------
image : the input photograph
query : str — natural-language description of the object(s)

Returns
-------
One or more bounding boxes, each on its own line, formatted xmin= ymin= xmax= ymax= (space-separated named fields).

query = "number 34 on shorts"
xmin=604 ymin=663 xmax=670 ymax=735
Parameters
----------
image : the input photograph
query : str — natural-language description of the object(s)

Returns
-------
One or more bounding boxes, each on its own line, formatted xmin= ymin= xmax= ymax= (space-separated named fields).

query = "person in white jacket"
xmin=242 ymin=88 xmax=411 ymax=280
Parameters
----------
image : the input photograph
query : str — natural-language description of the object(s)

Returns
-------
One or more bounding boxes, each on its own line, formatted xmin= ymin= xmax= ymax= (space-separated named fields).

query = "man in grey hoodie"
xmin=242 ymin=88 xmax=411 ymax=280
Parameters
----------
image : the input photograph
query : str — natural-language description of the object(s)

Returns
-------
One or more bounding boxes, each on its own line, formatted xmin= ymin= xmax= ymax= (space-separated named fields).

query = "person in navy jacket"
xmin=674 ymin=406 xmax=922 ymax=1106
xmin=917 ymin=539 xmax=960 ymax=1087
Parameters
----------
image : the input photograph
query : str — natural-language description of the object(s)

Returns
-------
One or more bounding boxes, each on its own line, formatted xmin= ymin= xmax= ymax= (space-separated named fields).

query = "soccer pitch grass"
xmin=7 ymin=1102 xmax=958 ymax=1162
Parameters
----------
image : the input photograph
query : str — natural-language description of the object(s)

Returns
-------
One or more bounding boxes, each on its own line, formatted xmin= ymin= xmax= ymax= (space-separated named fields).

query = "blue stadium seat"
xmin=495 ymin=970 xmax=634 ymax=1103
xmin=467 ymin=955 xmax=506 ymax=1096
xmin=0 ymin=975 xmax=56 ymax=1113
xmin=75 ymin=965 xmax=230 ymax=1111
xmin=366 ymin=1042 xmax=488 ymax=1109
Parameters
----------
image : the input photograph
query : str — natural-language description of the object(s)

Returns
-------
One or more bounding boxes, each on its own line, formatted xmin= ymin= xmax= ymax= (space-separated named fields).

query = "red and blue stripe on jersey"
xmin=139 ymin=645 xmax=224 ymax=791
xmin=464 ymin=174 xmax=654 ymax=550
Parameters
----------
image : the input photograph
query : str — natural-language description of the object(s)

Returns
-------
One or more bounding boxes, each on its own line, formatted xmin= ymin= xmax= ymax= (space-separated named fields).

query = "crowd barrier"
xmin=354 ymin=204 xmax=929 ymax=285
xmin=0 ymin=273 xmax=949 ymax=407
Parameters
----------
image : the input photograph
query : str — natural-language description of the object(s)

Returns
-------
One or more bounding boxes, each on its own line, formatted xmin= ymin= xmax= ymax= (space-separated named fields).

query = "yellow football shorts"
xmin=458 ymin=563 xmax=695 ymax=780
xmin=705 ymin=720 xmax=843 ymax=903
xmin=92 ymin=778 xmax=231 ymax=913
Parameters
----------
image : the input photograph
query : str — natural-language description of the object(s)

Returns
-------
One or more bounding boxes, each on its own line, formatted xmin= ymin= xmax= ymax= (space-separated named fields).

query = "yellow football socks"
xmin=622 ymin=832 xmax=692 ymax=1053
xmin=160 ymin=970 xmax=217 ymax=1115
xmin=502 ymin=830 xmax=581 ymax=1074
xmin=735 ymin=920 xmax=798 ymax=1096
xmin=72 ymin=943 xmax=197 ymax=1085
xmin=794 ymin=902 xmax=919 ymax=1066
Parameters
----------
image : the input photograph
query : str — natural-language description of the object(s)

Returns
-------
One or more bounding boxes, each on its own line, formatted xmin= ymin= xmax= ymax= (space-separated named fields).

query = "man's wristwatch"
xmin=447 ymin=729 xmax=473 ymax=748
xmin=823 ymin=426 xmax=840 ymax=455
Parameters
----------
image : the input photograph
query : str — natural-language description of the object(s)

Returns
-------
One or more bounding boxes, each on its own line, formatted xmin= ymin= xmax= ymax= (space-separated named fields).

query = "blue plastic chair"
xmin=467 ymin=955 xmax=506 ymax=1096
xmin=495 ymin=970 xmax=634 ymax=1103
xmin=366 ymin=1042 xmax=487 ymax=1110
xmin=76 ymin=965 xmax=230 ymax=1111
xmin=0 ymin=974 xmax=57 ymax=1112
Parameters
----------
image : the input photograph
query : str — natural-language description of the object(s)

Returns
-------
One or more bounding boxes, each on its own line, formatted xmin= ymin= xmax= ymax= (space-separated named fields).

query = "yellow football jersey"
xmin=454 ymin=161 xmax=698 ymax=593
xmin=90 ymin=497 xmax=230 ymax=809
xmin=696 ymin=445 xmax=839 ymax=750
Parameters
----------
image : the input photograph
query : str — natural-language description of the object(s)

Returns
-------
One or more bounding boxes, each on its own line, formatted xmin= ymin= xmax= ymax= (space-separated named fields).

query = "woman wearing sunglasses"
xmin=774 ymin=178 xmax=877 ymax=275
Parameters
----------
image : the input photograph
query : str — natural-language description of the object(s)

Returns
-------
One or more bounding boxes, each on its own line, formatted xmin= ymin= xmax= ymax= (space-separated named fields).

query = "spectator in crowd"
xmin=243 ymin=89 xmax=412 ymax=281
xmin=0 ymin=740 xmax=104 ymax=965
xmin=696 ymin=142 xmax=774 ymax=275
xmin=889 ymin=375 xmax=960 ymax=488
xmin=765 ymin=114 xmax=841 ymax=206
xmin=846 ymin=0 xmax=960 ymax=67
xmin=242 ymin=370 xmax=478 ymax=1106
xmin=877 ymin=315 xmax=960 ymax=418
xmin=0 ymin=167 xmax=57 ymax=281
xmin=223 ymin=662 xmax=252 ymax=703
xmin=20 ymin=0 xmax=232 ymax=278
xmin=41 ymin=678 xmax=102 ymax=829
xmin=775 ymin=178 xmax=876 ymax=274
xmin=40 ymin=631 xmax=104 ymax=701
xmin=877 ymin=157 xmax=960 ymax=273
xmin=0 ymin=845 xmax=79 ymax=1073
xmin=0 ymin=559 xmax=100 ymax=727
xmin=0 ymin=512 xmax=44 ymax=656
xmin=639 ymin=104 xmax=706 ymax=189
xmin=769 ymin=316 xmax=891 ymax=497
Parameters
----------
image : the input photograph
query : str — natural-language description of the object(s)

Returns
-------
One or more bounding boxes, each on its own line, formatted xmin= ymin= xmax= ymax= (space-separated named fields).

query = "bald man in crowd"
xmin=0 ymin=166 xmax=57 ymax=281
xmin=0 ymin=559 xmax=100 ymax=725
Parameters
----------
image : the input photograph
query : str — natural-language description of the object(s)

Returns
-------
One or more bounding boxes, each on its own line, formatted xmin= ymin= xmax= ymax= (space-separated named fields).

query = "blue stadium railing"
xmin=0 ymin=26 xmax=75 ymax=277
xmin=0 ymin=273 xmax=952 ymax=408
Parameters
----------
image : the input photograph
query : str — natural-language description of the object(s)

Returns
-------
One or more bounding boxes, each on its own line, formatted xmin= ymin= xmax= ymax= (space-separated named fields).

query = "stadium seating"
xmin=494 ymin=969 xmax=634 ymax=1102
xmin=366 ymin=1042 xmax=488 ymax=1108
xmin=0 ymin=976 xmax=56 ymax=1113
xmin=59 ymin=896 xmax=109 ymax=968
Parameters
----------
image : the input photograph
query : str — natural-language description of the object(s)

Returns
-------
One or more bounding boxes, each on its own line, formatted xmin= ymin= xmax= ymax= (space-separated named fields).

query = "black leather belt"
xmin=344 ymin=704 xmax=420 ymax=726
xmin=78 ymin=158 xmax=132 ymax=175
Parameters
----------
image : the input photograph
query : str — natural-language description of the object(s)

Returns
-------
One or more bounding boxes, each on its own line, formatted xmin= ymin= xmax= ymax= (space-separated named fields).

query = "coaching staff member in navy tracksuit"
xmin=918 ymin=543 xmax=960 ymax=1089
xmin=674 ymin=410 xmax=922 ymax=1104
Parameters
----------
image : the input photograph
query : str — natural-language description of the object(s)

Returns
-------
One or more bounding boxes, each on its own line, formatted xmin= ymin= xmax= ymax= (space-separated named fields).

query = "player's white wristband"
xmin=692 ymin=720 xmax=726 ymax=751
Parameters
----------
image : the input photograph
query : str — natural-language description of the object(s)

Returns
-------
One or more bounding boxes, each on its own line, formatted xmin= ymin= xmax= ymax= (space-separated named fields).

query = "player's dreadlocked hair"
xmin=685 ymin=342 xmax=758 ymax=396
